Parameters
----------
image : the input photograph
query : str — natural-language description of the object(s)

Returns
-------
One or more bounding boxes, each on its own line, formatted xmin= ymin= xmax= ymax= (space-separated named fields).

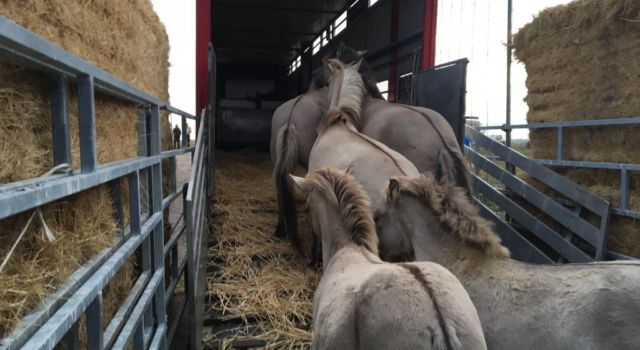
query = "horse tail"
xmin=273 ymin=124 xmax=303 ymax=255
xmin=437 ymin=147 xmax=472 ymax=194
xmin=401 ymin=105 xmax=472 ymax=194
xmin=399 ymin=264 xmax=461 ymax=350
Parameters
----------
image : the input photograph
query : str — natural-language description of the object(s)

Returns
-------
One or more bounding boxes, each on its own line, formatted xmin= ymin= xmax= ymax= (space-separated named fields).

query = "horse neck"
xmin=327 ymin=70 xmax=365 ymax=124
xmin=414 ymin=228 xmax=494 ymax=274
xmin=397 ymin=200 xmax=495 ymax=274
xmin=312 ymin=196 xmax=379 ymax=269
xmin=319 ymin=212 xmax=364 ymax=270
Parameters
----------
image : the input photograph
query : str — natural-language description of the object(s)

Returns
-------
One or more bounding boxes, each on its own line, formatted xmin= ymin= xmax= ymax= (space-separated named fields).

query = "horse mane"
xmin=394 ymin=173 xmax=510 ymax=258
xmin=308 ymin=168 xmax=379 ymax=255
xmin=318 ymin=61 xmax=366 ymax=132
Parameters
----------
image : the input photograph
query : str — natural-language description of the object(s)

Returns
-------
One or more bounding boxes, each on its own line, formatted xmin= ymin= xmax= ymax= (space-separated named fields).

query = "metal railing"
xmin=477 ymin=117 xmax=640 ymax=220
xmin=183 ymin=44 xmax=216 ymax=350
xmin=466 ymin=126 xmax=614 ymax=263
xmin=0 ymin=16 xmax=204 ymax=350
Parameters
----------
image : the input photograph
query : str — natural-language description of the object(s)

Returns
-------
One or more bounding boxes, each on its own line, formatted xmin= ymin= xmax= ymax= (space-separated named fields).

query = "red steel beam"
xmin=196 ymin=0 xmax=211 ymax=129
xmin=421 ymin=0 xmax=438 ymax=68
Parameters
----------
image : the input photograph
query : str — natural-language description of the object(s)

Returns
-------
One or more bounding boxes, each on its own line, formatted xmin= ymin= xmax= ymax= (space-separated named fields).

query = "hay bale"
xmin=0 ymin=0 xmax=170 ymax=337
xmin=513 ymin=0 xmax=640 ymax=257
xmin=207 ymin=150 xmax=320 ymax=348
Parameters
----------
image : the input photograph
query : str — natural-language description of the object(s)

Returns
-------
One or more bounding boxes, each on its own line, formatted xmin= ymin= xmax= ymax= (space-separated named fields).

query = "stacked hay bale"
xmin=514 ymin=0 xmax=640 ymax=257
xmin=0 ymin=0 xmax=171 ymax=338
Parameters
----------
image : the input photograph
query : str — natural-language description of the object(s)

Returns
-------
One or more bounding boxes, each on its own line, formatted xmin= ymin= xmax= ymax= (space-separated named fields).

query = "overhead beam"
xmin=214 ymin=26 xmax=317 ymax=37
xmin=212 ymin=2 xmax=341 ymax=15
xmin=215 ymin=44 xmax=297 ymax=52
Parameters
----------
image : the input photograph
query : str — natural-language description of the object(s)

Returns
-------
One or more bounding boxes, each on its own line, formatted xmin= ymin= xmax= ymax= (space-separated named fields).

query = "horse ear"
xmin=337 ymin=41 xmax=346 ymax=55
xmin=387 ymin=178 xmax=400 ymax=203
xmin=352 ymin=57 xmax=364 ymax=71
xmin=289 ymin=175 xmax=310 ymax=196
xmin=326 ymin=58 xmax=342 ymax=75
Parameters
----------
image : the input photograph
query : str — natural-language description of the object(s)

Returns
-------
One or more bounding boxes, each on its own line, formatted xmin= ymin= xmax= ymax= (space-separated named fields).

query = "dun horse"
xmin=300 ymin=58 xmax=419 ymax=262
xmin=376 ymin=169 xmax=640 ymax=349
xmin=291 ymin=168 xmax=487 ymax=350
xmin=272 ymin=44 xmax=470 ymax=251
xmin=270 ymin=44 xmax=381 ymax=247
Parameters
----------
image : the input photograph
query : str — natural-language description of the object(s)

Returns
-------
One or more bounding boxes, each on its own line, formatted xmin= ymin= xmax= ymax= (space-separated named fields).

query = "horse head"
xmin=318 ymin=58 xmax=367 ymax=131
xmin=290 ymin=168 xmax=379 ymax=268
xmin=375 ymin=172 xmax=510 ymax=260
xmin=311 ymin=42 xmax=383 ymax=99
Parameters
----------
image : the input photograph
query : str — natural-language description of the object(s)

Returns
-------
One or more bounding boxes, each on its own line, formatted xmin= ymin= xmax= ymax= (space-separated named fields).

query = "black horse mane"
xmin=310 ymin=44 xmax=384 ymax=100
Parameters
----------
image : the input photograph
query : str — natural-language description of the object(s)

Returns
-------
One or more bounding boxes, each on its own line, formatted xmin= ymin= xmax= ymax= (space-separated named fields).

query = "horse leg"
xmin=274 ymin=215 xmax=285 ymax=238
xmin=309 ymin=231 xmax=322 ymax=268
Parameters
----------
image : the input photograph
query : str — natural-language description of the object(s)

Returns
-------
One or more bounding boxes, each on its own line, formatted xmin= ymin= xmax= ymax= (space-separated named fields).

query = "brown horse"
xmin=291 ymin=168 xmax=487 ymax=350
xmin=376 ymin=166 xmax=640 ymax=349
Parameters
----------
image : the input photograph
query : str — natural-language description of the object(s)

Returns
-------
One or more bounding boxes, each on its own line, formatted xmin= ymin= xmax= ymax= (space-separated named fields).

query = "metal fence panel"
xmin=0 ymin=16 xmax=201 ymax=350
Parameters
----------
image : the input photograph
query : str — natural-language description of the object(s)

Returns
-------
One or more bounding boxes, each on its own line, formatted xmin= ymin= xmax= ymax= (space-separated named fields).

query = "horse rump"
xmin=437 ymin=147 xmax=472 ymax=195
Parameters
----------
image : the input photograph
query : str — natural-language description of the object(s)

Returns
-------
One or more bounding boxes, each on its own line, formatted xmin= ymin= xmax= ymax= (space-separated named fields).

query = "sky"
xmin=436 ymin=0 xmax=573 ymax=138
xmin=150 ymin=0 xmax=572 ymax=140
xmin=150 ymin=0 xmax=196 ymax=138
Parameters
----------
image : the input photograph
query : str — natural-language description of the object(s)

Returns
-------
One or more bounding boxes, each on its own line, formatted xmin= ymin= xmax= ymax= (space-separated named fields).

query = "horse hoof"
xmin=307 ymin=258 xmax=321 ymax=269
xmin=274 ymin=223 xmax=285 ymax=238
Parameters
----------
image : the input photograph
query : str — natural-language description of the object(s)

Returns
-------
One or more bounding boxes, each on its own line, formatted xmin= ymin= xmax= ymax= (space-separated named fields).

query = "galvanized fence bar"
xmin=0 ymin=15 xmax=164 ymax=105
xmin=77 ymin=75 xmax=97 ymax=173
xmin=467 ymin=126 xmax=611 ymax=216
xmin=466 ymin=125 xmax=616 ymax=261
xmin=104 ymin=271 xmax=151 ymax=349
xmin=474 ymin=198 xmax=553 ymax=264
xmin=477 ymin=117 xmax=640 ymax=130
xmin=185 ymin=105 xmax=210 ymax=350
xmin=472 ymin=174 xmax=593 ymax=263
xmin=19 ymin=212 xmax=161 ymax=349
xmin=50 ymin=74 xmax=71 ymax=166
xmin=468 ymin=149 xmax=602 ymax=248
xmin=474 ymin=118 xmax=640 ymax=221
xmin=0 ymin=17 xmax=202 ymax=350
xmin=86 ymin=295 xmax=104 ymax=350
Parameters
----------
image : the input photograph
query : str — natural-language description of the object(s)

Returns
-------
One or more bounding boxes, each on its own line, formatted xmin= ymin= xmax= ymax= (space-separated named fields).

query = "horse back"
xmin=351 ymin=265 xmax=452 ymax=349
xmin=361 ymin=100 xmax=462 ymax=173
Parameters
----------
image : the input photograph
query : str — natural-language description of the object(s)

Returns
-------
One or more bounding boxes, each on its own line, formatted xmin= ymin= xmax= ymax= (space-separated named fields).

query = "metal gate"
xmin=184 ymin=44 xmax=216 ymax=350
xmin=0 ymin=16 xmax=211 ymax=350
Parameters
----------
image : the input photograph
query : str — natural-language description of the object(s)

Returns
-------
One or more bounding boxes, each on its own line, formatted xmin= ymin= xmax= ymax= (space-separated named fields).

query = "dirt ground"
xmin=204 ymin=149 xmax=319 ymax=349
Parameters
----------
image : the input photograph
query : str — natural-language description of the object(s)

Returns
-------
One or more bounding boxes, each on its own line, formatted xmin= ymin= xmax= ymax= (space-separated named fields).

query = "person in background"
xmin=172 ymin=124 xmax=181 ymax=149
xmin=186 ymin=125 xmax=192 ymax=147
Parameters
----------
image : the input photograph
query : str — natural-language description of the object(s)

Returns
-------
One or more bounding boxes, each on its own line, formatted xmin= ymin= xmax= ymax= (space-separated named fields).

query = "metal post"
xmin=557 ymin=126 xmax=564 ymax=161
xmin=63 ymin=322 xmax=80 ymax=350
xmin=207 ymin=44 xmax=217 ymax=197
xmin=506 ymin=0 xmax=513 ymax=148
xmin=86 ymin=295 xmax=104 ymax=350
xmin=169 ymin=157 xmax=177 ymax=194
xmin=78 ymin=75 xmax=97 ymax=173
xmin=181 ymin=115 xmax=188 ymax=148
xmin=109 ymin=178 xmax=125 ymax=236
xmin=51 ymin=74 xmax=71 ymax=166
xmin=148 ymin=104 xmax=168 ymax=349
xmin=505 ymin=0 xmax=515 ymax=174
xmin=621 ymin=168 xmax=629 ymax=210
